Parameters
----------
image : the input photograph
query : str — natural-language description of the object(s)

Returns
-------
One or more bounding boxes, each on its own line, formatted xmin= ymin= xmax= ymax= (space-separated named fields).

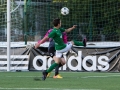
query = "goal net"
xmin=25 ymin=0 xmax=120 ymax=42
xmin=0 ymin=0 xmax=120 ymax=71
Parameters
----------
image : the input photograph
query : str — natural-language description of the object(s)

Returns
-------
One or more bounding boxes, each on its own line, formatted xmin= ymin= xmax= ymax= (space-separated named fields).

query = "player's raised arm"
xmin=65 ymin=25 xmax=77 ymax=33
xmin=35 ymin=36 xmax=49 ymax=49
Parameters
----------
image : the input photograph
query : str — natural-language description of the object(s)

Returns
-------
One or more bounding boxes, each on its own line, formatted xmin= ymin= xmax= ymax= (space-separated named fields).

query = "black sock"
xmin=55 ymin=63 xmax=63 ymax=76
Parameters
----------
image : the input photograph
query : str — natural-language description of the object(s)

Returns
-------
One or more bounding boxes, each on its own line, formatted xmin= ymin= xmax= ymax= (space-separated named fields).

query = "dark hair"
xmin=52 ymin=18 xmax=60 ymax=27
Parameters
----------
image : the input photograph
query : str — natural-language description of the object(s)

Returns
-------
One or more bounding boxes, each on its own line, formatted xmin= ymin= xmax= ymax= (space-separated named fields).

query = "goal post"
xmin=7 ymin=0 xmax=11 ymax=71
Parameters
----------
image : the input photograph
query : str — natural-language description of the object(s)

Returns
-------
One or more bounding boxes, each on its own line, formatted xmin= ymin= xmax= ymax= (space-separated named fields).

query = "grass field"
xmin=0 ymin=71 xmax=120 ymax=90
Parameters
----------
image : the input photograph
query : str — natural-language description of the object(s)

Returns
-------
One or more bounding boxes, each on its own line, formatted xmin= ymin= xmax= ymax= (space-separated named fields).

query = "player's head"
xmin=53 ymin=18 xmax=61 ymax=27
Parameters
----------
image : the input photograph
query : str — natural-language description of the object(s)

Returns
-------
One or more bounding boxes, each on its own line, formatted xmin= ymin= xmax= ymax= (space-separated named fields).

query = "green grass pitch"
xmin=0 ymin=71 xmax=120 ymax=90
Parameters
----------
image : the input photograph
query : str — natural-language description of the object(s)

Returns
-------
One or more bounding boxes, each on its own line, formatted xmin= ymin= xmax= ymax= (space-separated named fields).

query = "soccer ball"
xmin=61 ymin=7 xmax=69 ymax=15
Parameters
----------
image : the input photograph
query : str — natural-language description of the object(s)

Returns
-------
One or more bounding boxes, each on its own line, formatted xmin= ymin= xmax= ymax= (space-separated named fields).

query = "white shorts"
xmin=56 ymin=42 xmax=73 ymax=58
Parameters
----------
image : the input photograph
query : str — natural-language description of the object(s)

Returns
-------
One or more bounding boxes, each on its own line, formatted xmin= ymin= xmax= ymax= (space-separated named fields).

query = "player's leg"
xmin=42 ymin=42 xmax=73 ymax=80
xmin=47 ymin=46 xmax=55 ymax=77
xmin=71 ymin=37 xmax=87 ymax=54
xmin=53 ymin=56 xmax=65 ymax=79
xmin=51 ymin=42 xmax=72 ymax=79
xmin=47 ymin=57 xmax=60 ymax=73
xmin=72 ymin=38 xmax=87 ymax=47
xmin=42 ymin=54 xmax=62 ymax=80
xmin=47 ymin=46 xmax=64 ymax=78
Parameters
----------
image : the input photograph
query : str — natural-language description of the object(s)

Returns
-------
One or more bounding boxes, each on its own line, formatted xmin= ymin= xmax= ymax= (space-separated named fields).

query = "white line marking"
xmin=6 ymin=74 xmax=120 ymax=78
xmin=82 ymin=75 xmax=120 ymax=78
xmin=0 ymin=88 xmax=49 ymax=90
xmin=0 ymin=88 xmax=101 ymax=90
xmin=7 ymin=76 xmax=35 ymax=77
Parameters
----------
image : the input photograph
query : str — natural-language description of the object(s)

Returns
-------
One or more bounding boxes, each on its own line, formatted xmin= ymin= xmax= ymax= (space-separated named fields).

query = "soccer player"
xmin=37 ymin=29 xmax=67 ymax=78
xmin=47 ymin=31 xmax=79 ymax=78
xmin=35 ymin=18 xmax=86 ymax=80
xmin=48 ymin=32 xmax=70 ymax=78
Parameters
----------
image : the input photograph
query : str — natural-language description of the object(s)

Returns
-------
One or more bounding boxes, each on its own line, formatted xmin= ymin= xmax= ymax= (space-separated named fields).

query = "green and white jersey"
xmin=48 ymin=28 xmax=66 ymax=50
